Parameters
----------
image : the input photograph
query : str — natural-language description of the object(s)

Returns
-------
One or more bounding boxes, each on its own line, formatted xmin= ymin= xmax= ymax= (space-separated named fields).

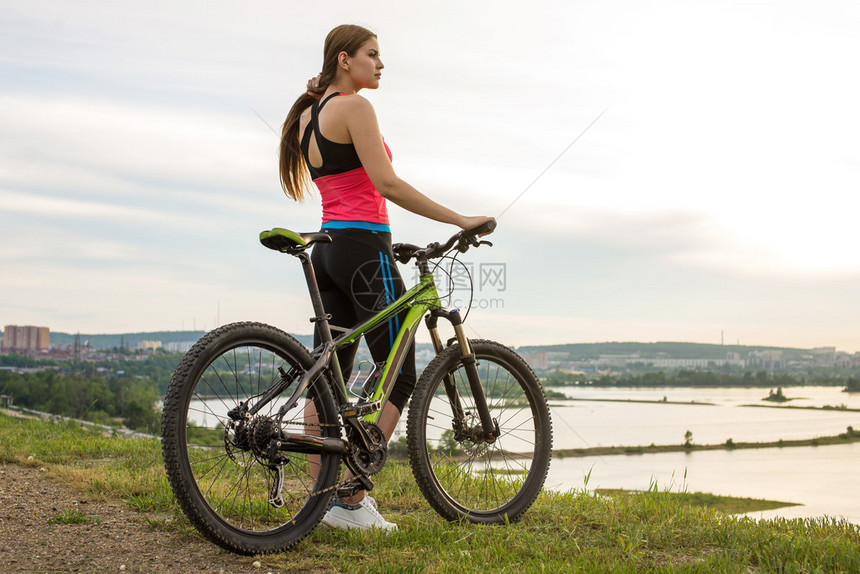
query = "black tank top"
xmin=300 ymin=92 xmax=362 ymax=179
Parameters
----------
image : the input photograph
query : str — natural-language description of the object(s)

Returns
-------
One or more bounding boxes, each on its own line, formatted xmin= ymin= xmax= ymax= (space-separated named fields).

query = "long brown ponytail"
xmin=279 ymin=25 xmax=377 ymax=201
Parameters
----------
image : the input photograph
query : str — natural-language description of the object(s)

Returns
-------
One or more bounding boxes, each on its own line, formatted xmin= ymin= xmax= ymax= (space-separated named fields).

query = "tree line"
xmin=541 ymin=369 xmax=856 ymax=388
xmin=0 ymin=368 xmax=162 ymax=434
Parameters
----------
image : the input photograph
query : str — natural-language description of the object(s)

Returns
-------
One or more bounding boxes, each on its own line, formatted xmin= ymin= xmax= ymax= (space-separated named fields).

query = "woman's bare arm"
xmin=344 ymin=96 xmax=492 ymax=230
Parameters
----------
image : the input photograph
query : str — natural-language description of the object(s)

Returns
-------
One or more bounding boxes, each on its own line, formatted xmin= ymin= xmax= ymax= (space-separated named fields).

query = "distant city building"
xmin=2 ymin=325 xmax=50 ymax=351
xmin=521 ymin=351 xmax=548 ymax=369
xmin=137 ymin=340 xmax=162 ymax=351
xmin=808 ymin=347 xmax=837 ymax=367
xmin=599 ymin=354 xmax=642 ymax=367
xmin=164 ymin=341 xmax=194 ymax=353
xmin=835 ymin=352 xmax=860 ymax=369
xmin=651 ymin=359 xmax=717 ymax=368
xmin=747 ymin=350 xmax=784 ymax=370
xmin=810 ymin=346 xmax=837 ymax=356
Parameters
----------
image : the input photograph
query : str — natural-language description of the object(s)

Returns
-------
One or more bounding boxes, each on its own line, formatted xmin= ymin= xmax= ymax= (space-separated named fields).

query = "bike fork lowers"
xmin=426 ymin=310 xmax=499 ymax=442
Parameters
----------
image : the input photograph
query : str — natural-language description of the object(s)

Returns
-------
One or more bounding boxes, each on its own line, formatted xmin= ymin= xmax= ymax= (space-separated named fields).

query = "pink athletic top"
xmin=299 ymin=92 xmax=392 ymax=230
xmin=314 ymin=142 xmax=392 ymax=225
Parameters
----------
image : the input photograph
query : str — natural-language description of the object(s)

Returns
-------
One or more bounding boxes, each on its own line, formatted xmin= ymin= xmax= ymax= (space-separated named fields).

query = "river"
xmin=543 ymin=386 xmax=860 ymax=523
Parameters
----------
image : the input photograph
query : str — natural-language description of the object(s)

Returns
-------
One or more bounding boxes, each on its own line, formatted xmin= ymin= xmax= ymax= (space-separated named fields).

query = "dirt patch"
xmin=0 ymin=464 xmax=284 ymax=573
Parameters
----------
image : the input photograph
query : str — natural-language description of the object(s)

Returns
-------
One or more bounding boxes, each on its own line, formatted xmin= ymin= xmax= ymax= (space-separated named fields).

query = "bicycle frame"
xmin=328 ymin=273 xmax=438 ymax=416
xmin=243 ymin=242 xmax=495 ymax=464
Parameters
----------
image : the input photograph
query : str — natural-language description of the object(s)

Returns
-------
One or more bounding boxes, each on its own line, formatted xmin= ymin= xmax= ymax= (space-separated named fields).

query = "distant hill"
xmin=51 ymin=331 xmax=207 ymax=349
xmin=514 ymin=341 xmax=811 ymax=361
xmin=50 ymin=331 xmax=316 ymax=350
xmin=43 ymin=332 xmax=825 ymax=359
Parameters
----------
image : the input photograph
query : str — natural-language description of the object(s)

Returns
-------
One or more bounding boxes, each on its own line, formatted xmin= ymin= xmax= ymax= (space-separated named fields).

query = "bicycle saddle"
xmin=259 ymin=228 xmax=332 ymax=252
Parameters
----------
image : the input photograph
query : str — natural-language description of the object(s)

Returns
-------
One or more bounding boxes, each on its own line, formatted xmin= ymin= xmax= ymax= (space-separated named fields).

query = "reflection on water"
xmin=547 ymin=442 xmax=860 ymax=524
xmin=545 ymin=386 xmax=860 ymax=523
xmin=549 ymin=398 xmax=858 ymax=447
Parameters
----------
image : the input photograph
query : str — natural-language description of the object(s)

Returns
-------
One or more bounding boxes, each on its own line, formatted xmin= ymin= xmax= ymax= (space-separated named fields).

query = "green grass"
xmin=3 ymin=413 xmax=860 ymax=572
xmin=0 ymin=414 xmax=176 ymax=512
xmin=595 ymin=489 xmax=798 ymax=514
xmin=48 ymin=509 xmax=101 ymax=525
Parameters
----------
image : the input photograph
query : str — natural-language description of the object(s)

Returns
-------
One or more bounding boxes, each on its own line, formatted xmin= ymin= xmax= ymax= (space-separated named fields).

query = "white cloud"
xmin=2 ymin=0 xmax=860 ymax=351
xmin=0 ymin=94 xmax=276 ymax=192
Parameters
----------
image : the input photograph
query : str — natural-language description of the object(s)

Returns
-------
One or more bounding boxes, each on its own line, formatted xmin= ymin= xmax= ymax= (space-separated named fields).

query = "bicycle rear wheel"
xmin=161 ymin=322 xmax=340 ymax=555
xmin=406 ymin=339 xmax=552 ymax=523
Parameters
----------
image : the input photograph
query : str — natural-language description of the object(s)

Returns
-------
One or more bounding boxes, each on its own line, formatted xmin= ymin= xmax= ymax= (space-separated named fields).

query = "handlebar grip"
xmin=465 ymin=220 xmax=496 ymax=237
xmin=392 ymin=242 xmax=422 ymax=264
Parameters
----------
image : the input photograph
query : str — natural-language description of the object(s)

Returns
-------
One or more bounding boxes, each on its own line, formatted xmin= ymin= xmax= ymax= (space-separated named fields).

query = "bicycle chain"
xmin=224 ymin=417 xmax=366 ymax=500
xmin=295 ymin=421 xmax=381 ymax=499
xmin=302 ymin=420 xmax=369 ymax=499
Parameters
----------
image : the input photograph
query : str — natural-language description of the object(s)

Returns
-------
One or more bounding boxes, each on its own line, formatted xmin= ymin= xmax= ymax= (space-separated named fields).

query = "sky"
xmin=2 ymin=1 xmax=859 ymax=351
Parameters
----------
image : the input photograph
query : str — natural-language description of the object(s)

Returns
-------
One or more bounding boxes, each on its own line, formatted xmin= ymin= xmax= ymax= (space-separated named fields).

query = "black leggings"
xmin=311 ymin=228 xmax=416 ymax=413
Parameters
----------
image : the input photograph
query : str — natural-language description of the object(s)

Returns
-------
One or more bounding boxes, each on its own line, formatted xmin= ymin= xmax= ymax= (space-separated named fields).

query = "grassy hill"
xmin=2 ymin=412 xmax=858 ymax=572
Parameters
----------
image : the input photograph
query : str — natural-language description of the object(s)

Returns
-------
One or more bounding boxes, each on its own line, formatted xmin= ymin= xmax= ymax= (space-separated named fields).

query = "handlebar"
xmin=392 ymin=220 xmax=496 ymax=265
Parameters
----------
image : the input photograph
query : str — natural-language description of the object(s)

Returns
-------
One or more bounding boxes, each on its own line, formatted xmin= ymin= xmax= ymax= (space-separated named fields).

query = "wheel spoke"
xmin=409 ymin=341 xmax=551 ymax=523
xmin=162 ymin=324 xmax=342 ymax=553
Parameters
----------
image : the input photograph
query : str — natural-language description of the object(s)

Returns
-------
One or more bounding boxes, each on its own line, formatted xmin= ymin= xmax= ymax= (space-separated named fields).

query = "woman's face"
xmin=344 ymin=38 xmax=384 ymax=90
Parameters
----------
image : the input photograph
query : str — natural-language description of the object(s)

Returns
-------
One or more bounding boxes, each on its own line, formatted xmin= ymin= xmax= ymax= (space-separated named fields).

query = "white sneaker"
xmin=321 ymin=495 xmax=398 ymax=531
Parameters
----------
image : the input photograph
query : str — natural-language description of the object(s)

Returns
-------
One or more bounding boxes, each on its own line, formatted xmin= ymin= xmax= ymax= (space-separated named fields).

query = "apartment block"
xmin=137 ymin=340 xmax=162 ymax=351
xmin=2 ymin=325 xmax=50 ymax=351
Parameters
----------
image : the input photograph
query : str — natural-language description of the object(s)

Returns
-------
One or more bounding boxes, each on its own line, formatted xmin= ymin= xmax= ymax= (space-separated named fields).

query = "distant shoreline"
xmin=561 ymin=397 xmax=716 ymax=406
xmin=554 ymin=429 xmax=860 ymax=458
xmin=739 ymin=403 xmax=860 ymax=413
xmin=556 ymin=396 xmax=860 ymax=411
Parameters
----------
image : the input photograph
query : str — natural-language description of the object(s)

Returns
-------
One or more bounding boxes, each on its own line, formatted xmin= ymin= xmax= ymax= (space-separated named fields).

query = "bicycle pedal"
xmin=340 ymin=400 xmax=381 ymax=418
xmin=336 ymin=476 xmax=374 ymax=499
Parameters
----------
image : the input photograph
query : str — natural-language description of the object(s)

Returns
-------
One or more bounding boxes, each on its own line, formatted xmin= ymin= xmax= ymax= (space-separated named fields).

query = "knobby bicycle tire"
xmin=161 ymin=322 xmax=340 ymax=555
xmin=406 ymin=339 xmax=552 ymax=523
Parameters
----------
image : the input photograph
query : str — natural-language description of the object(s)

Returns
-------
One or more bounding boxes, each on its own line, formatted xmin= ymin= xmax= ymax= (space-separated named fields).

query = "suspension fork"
xmin=425 ymin=314 xmax=466 ymax=423
xmin=426 ymin=310 xmax=497 ymax=442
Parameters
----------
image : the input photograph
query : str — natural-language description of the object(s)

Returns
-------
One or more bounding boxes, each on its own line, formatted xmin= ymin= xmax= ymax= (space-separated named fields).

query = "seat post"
xmin=297 ymin=251 xmax=333 ymax=343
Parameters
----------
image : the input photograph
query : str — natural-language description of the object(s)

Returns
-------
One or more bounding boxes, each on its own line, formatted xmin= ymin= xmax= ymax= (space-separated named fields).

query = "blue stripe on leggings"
xmin=384 ymin=254 xmax=401 ymax=334
xmin=382 ymin=253 xmax=403 ymax=375
xmin=379 ymin=252 xmax=394 ymax=348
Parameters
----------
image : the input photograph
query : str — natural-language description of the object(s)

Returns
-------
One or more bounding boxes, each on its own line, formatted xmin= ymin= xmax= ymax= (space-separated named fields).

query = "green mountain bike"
xmin=161 ymin=222 xmax=553 ymax=554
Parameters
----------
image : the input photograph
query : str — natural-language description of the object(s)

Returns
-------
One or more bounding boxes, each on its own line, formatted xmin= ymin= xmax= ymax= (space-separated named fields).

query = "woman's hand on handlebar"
xmin=458 ymin=215 xmax=496 ymax=236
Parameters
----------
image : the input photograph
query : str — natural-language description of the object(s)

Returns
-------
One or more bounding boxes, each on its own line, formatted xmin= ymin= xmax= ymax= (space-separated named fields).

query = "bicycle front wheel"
xmin=161 ymin=322 xmax=340 ymax=555
xmin=406 ymin=339 xmax=552 ymax=524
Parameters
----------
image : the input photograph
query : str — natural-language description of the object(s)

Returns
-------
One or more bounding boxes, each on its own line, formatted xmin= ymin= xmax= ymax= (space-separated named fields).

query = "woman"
xmin=279 ymin=24 xmax=494 ymax=531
